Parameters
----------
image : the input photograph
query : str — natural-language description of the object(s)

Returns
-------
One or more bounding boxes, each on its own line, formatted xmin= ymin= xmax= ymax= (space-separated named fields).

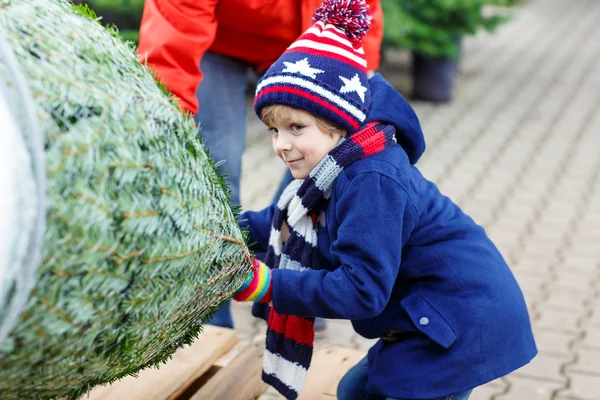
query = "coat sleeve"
xmin=363 ymin=0 xmax=383 ymax=71
xmin=271 ymin=172 xmax=418 ymax=320
xmin=137 ymin=0 xmax=219 ymax=114
xmin=239 ymin=204 xmax=278 ymax=254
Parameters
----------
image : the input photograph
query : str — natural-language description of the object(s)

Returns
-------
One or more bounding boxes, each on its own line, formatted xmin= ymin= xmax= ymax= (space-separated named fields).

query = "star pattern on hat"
xmin=282 ymin=58 xmax=325 ymax=79
xmin=339 ymin=74 xmax=367 ymax=103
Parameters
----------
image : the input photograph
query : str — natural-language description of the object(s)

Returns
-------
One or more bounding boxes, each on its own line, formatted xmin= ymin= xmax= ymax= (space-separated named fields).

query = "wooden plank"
xmin=82 ymin=326 xmax=238 ymax=400
xmin=212 ymin=340 xmax=248 ymax=369
xmin=190 ymin=341 xmax=268 ymax=400
xmin=297 ymin=345 xmax=366 ymax=399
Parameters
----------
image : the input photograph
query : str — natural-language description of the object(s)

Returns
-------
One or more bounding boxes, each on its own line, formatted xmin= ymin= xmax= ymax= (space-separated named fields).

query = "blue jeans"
xmin=337 ymin=356 xmax=473 ymax=400
xmin=195 ymin=52 xmax=249 ymax=329
xmin=194 ymin=51 xmax=249 ymax=207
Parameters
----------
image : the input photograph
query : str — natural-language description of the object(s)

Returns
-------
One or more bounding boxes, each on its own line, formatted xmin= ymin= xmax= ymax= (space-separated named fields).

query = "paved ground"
xmin=231 ymin=0 xmax=600 ymax=398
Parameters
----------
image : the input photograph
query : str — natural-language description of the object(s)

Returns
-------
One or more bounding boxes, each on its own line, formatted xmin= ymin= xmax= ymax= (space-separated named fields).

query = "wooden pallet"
xmin=82 ymin=326 xmax=366 ymax=400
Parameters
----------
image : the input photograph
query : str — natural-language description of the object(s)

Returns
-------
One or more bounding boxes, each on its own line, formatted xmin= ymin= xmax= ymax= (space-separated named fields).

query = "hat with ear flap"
xmin=254 ymin=0 xmax=373 ymax=134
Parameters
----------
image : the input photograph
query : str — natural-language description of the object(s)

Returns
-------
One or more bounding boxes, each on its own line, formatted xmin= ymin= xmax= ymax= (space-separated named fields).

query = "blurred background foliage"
xmin=382 ymin=0 xmax=524 ymax=58
xmin=71 ymin=0 xmax=144 ymax=44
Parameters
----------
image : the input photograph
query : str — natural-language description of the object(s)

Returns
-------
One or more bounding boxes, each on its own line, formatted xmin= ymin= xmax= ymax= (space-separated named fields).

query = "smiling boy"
xmin=231 ymin=1 xmax=537 ymax=399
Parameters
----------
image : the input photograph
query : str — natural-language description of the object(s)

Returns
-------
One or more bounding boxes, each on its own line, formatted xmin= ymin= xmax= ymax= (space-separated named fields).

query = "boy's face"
xmin=267 ymin=109 xmax=345 ymax=179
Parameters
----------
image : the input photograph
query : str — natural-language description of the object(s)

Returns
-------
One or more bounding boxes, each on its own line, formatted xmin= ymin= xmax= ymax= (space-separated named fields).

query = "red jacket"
xmin=137 ymin=0 xmax=383 ymax=113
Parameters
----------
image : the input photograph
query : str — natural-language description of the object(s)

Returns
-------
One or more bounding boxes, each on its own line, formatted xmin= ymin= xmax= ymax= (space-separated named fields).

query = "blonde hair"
xmin=260 ymin=104 xmax=346 ymax=137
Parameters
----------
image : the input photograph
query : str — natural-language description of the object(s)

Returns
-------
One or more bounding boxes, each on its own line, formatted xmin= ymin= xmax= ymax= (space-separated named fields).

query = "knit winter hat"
xmin=254 ymin=0 xmax=373 ymax=134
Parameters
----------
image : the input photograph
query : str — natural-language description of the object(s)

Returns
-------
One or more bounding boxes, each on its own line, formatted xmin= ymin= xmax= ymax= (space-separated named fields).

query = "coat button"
xmin=419 ymin=317 xmax=430 ymax=326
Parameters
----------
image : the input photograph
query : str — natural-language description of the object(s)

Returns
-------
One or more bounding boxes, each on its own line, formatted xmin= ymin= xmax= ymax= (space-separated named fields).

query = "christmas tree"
xmin=0 ymin=1 xmax=251 ymax=398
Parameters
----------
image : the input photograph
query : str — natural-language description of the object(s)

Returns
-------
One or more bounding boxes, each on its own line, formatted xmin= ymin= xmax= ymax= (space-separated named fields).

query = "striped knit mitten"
xmin=233 ymin=259 xmax=272 ymax=303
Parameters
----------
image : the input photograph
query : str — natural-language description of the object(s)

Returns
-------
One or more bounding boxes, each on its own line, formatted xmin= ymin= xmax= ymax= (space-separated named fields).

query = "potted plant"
xmin=381 ymin=0 xmax=524 ymax=102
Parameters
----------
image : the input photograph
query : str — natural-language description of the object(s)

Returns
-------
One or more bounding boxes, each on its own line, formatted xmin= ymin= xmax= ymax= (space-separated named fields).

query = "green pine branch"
xmin=0 ymin=1 xmax=252 ymax=398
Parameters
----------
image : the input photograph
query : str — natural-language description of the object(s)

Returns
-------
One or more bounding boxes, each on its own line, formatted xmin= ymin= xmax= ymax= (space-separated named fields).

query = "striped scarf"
xmin=258 ymin=121 xmax=396 ymax=399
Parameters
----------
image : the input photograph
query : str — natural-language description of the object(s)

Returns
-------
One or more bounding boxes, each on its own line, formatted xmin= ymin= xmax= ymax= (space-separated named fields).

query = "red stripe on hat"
xmin=301 ymin=32 xmax=362 ymax=54
xmin=267 ymin=312 xmax=315 ymax=346
xmin=312 ymin=21 xmax=350 ymax=43
xmin=329 ymin=25 xmax=353 ymax=41
xmin=256 ymin=85 xmax=360 ymax=130
xmin=285 ymin=47 xmax=367 ymax=73
xmin=313 ymin=21 xmax=325 ymax=31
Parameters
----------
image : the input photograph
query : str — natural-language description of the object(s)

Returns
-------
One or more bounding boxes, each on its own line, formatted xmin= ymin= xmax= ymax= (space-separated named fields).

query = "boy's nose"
xmin=274 ymin=136 xmax=293 ymax=152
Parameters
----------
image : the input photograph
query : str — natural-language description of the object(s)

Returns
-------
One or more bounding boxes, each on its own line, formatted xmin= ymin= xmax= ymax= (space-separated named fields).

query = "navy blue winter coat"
xmin=240 ymin=74 xmax=537 ymax=398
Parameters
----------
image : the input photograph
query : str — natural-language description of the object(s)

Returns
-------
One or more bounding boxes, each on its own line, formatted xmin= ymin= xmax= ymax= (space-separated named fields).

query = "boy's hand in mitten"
xmin=233 ymin=259 xmax=272 ymax=303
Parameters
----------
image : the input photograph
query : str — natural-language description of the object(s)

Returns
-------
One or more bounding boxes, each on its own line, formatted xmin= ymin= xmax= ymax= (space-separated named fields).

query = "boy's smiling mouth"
xmin=285 ymin=158 xmax=304 ymax=164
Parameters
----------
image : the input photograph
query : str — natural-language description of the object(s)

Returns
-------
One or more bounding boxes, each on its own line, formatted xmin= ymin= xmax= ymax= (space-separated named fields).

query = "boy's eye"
xmin=269 ymin=127 xmax=279 ymax=135
xmin=291 ymin=124 xmax=304 ymax=132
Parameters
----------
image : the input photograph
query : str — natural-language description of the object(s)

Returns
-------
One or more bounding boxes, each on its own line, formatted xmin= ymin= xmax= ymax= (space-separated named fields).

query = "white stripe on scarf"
xmin=268 ymin=227 xmax=282 ymax=256
xmin=263 ymin=349 xmax=308 ymax=395
xmin=287 ymin=197 xmax=317 ymax=246
xmin=312 ymin=155 xmax=343 ymax=192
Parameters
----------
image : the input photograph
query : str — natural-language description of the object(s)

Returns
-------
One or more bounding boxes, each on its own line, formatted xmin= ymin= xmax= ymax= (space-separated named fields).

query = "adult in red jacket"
xmin=137 ymin=0 xmax=383 ymax=328
xmin=138 ymin=0 xmax=383 ymax=113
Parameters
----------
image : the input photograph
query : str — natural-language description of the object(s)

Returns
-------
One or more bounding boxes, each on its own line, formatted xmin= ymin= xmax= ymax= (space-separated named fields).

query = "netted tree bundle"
xmin=0 ymin=1 xmax=252 ymax=399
